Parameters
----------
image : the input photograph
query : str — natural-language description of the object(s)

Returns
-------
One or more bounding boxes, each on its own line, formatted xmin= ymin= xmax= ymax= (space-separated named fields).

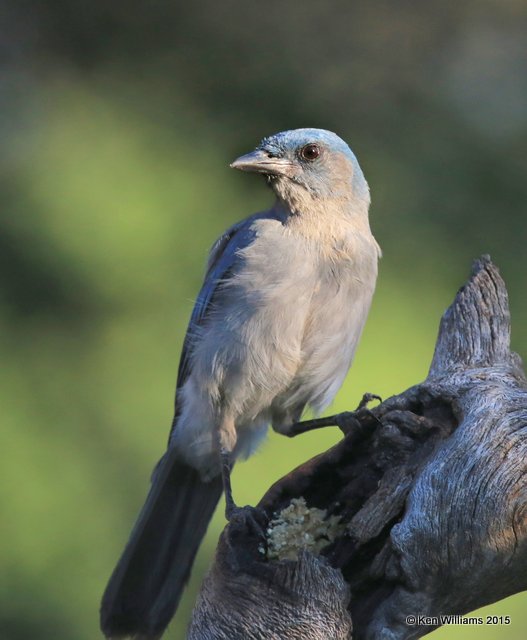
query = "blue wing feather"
xmin=170 ymin=212 xmax=270 ymax=433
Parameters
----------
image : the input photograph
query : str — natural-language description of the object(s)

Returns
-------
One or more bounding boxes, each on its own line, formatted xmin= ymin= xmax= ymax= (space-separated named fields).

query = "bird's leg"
xmin=219 ymin=447 xmax=268 ymax=540
xmin=283 ymin=415 xmax=345 ymax=437
xmin=217 ymin=413 xmax=239 ymax=520
xmin=285 ymin=393 xmax=382 ymax=437
xmin=220 ymin=448 xmax=237 ymax=519
xmin=218 ymin=416 xmax=267 ymax=537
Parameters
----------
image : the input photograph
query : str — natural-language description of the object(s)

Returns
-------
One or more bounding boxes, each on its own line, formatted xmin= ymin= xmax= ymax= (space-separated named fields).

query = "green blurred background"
xmin=1 ymin=1 xmax=526 ymax=638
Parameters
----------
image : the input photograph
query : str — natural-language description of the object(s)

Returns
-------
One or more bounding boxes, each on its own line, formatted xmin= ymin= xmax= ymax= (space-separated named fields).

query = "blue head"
xmin=231 ymin=128 xmax=369 ymax=207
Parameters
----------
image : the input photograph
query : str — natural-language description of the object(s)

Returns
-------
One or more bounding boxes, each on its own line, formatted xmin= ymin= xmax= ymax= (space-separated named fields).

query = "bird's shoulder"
xmin=205 ymin=209 xmax=285 ymax=278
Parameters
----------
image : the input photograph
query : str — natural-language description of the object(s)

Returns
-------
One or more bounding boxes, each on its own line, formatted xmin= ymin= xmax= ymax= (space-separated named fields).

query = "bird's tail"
xmin=100 ymin=448 xmax=223 ymax=639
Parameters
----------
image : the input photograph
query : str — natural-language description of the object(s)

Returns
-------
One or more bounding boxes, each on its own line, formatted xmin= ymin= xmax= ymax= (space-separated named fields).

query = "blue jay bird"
xmin=100 ymin=128 xmax=380 ymax=639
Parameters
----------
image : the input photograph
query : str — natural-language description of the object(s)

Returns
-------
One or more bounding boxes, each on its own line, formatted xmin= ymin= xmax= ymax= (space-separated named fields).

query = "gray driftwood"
xmin=187 ymin=256 xmax=527 ymax=640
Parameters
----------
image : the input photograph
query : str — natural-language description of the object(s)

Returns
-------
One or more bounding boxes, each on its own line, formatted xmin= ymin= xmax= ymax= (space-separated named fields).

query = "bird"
xmin=100 ymin=128 xmax=381 ymax=639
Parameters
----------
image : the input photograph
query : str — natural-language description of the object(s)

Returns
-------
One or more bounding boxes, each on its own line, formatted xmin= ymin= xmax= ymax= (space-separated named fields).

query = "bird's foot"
xmin=342 ymin=392 xmax=383 ymax=433
xmin=224 ymin=487 xmax=267 ymax=539
xmin=220 ymin=448 xmax=267 ymax=538
xmin=335 ymin=392 xmax=383 ymax=435
xmin=226 ymin=504 xmax=268 ymax=540
xmin=285 ymin=392 xmax=382 ymax=437
xmin=355 ymin=392 xmax=382 ymax=411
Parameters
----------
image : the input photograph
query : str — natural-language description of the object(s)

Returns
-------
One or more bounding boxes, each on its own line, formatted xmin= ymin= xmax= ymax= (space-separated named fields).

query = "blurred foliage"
xmin=1 ymin=2 xmax=526 ymax=639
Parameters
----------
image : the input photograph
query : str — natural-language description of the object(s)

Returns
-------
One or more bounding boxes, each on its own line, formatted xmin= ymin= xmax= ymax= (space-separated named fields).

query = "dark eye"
xmin=300 ymin=143 xmax=321 ymax=161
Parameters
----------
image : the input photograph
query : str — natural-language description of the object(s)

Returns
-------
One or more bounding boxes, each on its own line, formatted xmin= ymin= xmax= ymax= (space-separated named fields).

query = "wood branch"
xmin=187 ymin=256 xmax=527 ymax=640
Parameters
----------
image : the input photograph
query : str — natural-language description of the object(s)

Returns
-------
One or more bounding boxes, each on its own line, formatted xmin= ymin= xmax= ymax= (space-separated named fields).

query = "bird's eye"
xmin=300 ymin=144 xmax=321 ymax=161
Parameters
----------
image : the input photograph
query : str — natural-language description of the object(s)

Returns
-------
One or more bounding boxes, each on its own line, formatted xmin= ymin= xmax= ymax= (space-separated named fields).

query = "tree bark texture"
xmin=187 ymin=256 xmax=527 ymax=640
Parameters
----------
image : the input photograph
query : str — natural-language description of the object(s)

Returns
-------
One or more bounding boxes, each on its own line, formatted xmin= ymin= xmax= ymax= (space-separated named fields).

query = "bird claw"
xmin=355 ymin=392 xmax=382 ymax=411
xmin=334 ymin=394 xmax=382 ymax=435
xmin=226 ymin=504 xmax=268 ymax=541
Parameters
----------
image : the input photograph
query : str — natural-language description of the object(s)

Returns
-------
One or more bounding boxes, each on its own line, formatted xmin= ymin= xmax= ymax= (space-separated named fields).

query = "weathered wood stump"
xmin=187 ymin=256 xmax=527 ymax=640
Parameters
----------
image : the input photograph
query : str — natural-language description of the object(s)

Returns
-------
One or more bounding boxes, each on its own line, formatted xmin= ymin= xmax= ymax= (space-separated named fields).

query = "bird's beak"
xmin=230 ymin=149 xmax=296 ymax=177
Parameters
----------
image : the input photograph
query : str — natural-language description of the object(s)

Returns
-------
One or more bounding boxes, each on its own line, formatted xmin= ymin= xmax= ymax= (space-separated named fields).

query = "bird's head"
xmin=230 ymin=128 xmax=370 ymax=211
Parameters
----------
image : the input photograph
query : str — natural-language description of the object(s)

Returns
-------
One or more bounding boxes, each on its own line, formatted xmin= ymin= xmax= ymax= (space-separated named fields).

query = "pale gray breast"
xmin=287 ymin=231 xmax=379 ymax=413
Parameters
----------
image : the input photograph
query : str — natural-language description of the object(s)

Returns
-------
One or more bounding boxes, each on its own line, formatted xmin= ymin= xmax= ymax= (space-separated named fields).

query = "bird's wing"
xmin=170 ymin=211 xmax=273 ymax=433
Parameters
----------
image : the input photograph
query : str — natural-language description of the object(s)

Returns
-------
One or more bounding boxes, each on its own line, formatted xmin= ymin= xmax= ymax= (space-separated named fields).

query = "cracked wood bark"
xmin=187 ymin=256 xmax=527 ymax=640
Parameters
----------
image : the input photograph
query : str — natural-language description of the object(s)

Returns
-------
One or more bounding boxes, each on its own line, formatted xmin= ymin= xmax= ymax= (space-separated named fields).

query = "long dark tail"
xmin=100 ymin=448 xmax=223 ymax=639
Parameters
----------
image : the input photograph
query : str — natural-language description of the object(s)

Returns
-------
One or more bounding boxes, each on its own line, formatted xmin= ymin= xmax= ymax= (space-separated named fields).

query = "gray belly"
xmin=271 ymin=263 xmax=377 ymax=426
